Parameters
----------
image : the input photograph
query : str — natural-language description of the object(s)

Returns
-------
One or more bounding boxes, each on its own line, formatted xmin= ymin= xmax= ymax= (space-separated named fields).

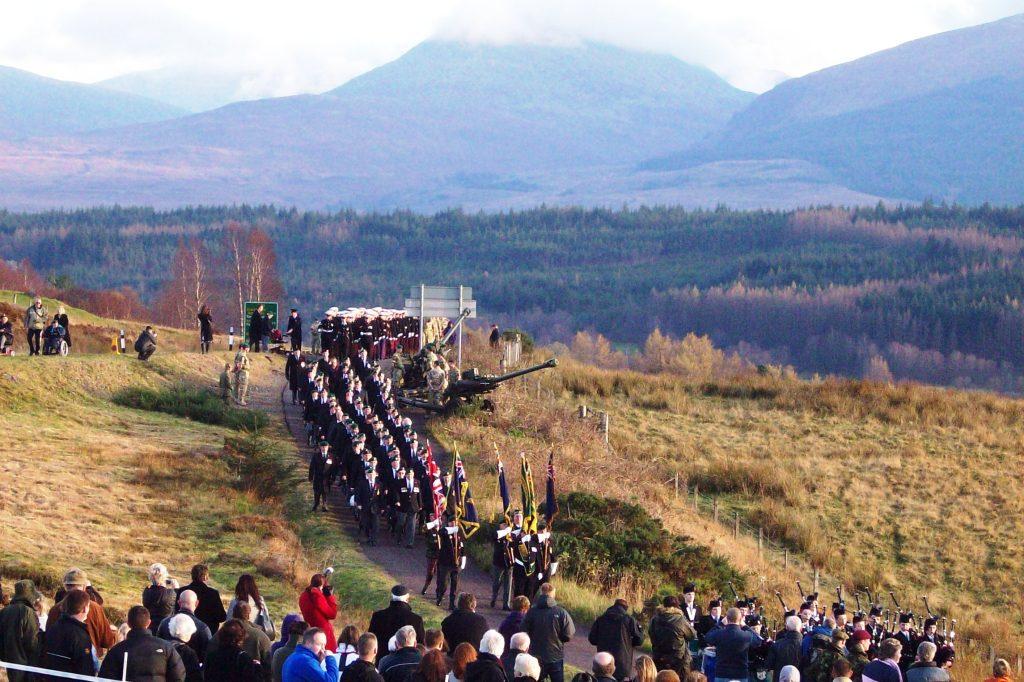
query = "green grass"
xmin=113 ymin=385 xmax=270 ymax=430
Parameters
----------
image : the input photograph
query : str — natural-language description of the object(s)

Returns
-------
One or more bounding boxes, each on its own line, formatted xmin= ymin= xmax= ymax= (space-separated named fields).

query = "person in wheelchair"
xmin=0 ymin=313 xmax=13 ymax=354
xmin=42 ymin=317 xmax=68 ymax=355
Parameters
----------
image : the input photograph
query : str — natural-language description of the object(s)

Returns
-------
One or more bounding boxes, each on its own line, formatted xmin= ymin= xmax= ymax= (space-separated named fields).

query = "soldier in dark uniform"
xmin=682 ymin=584 xmax=703 ymax=627
xmin=436 ymin=513 xmax=465 ymax=610
xmin=421 ymin=513 xmax=441 ymax=596
xmin=286 ymin=308 xmax=303 ymax=351
xmin=309 ymin=440 xmax=331 ymax=512
xmin=357 ymin=469 xmax=383 ymax=546
xmin=396 ymin=468 xmax=422 ymax=548
xmin=490 ymin=522 xmax=514 ymax=610
xmin=893 ymin=614 xmax=916 ymax=672
xmin=508 ymin=511 xmax=534 ymax=599
xmin=746 ymin=614 xmax=772 ymax=682
xmin=529 ymin=520 xmax=556 ymax=601
xmin=696 ymin=599 xmax=723 ymax=648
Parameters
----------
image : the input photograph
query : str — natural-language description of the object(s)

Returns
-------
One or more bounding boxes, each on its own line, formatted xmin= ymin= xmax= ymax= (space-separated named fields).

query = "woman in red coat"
xmin=298 ymin=573 xmax=339 ymax=651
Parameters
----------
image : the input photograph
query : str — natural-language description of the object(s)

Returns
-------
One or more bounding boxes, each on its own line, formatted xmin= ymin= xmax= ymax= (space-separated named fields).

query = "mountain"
xmin=0 ymin=40 xmax=768 ymax=210
xmin=644 ymin=13 xmax=1024 ymax=204
xmin=97 ymin=66 xmax=272 ymax=112
xmin=0 ymin=65 xmax=187 ymax=138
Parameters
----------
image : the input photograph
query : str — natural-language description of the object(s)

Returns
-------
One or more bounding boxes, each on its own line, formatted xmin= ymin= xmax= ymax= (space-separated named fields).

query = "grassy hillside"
xmin=0 ymin=289 xmax=218 ymax=354
xmin=433 ymin=331 xmax=1024 ymax=658
xmin=0 ymin=351 xmax=444 ymax=635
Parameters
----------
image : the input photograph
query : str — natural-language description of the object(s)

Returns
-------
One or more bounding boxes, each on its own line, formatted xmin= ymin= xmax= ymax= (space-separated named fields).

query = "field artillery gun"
xmin=397 ymin=357 xmax=558 ymax=413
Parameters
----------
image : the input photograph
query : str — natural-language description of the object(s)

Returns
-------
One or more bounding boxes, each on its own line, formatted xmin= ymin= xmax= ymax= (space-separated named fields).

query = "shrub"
xmin=224 ymin=431 xmax=302 ymax=502
xmin=113 ymin=385 xmax=268 ymax=431
xmin=553 ymin=491 xmax=745 ymax=596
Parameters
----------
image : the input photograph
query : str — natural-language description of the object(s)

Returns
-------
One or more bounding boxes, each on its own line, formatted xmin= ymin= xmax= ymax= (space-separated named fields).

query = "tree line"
xmin=2 ymin=202 xmax=1023 ymax=390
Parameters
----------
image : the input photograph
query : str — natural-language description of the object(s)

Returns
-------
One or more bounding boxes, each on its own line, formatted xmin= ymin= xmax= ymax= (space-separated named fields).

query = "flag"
xmin=497 ymin=458 xmax=512 ymax=522
xmin=425 ymin=443 xmax=444 ymax=518
xmin=545 ymin=451 xmax=558 ymax=525
xmin=450 ymin=449 xmax=480 ymax=537
xmin=520 ymin=453 xmax=538 ymax=533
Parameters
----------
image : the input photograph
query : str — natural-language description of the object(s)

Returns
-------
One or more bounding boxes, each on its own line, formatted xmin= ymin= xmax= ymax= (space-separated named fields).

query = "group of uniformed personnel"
xmin=487 ymin=512 xmax=557 ymax=611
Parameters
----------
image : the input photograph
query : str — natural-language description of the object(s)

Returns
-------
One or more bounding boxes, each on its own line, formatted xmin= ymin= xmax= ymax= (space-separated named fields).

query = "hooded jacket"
xmin=521 ymin=595 xmax=576 ymax=664
xmin=98 ymin=627 xmax=186 ymax=682
xmin=649 ymin=605 xmax=696 ymax=662
xmin=0 ymin=597 xmax=41 ymax=680
xmin=589 ymin=604 xmax=644 ymax=680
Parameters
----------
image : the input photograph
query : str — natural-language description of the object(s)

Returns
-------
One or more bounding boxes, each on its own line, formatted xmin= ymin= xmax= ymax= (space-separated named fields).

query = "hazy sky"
xmin=0 ymin=0 xmax=1019 ymax=94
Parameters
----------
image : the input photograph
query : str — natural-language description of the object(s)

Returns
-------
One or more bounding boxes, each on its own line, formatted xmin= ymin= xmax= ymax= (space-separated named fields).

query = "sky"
xmin=0 ymin=0 xmax=1019 ymax=95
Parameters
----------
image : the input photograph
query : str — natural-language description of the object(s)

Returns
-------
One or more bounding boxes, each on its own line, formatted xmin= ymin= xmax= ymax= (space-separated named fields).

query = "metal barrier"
xmin=1 ymin=653 xmax=128 ymax=680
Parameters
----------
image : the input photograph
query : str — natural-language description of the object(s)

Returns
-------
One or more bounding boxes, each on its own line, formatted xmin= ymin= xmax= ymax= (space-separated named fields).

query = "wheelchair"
xmin=42 ymin=329 xmax=69 ymax=356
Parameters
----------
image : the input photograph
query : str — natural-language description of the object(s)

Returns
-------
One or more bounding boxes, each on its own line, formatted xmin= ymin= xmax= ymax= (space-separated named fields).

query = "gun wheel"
xmin=481 ymin=398 xmax=496 ymax=412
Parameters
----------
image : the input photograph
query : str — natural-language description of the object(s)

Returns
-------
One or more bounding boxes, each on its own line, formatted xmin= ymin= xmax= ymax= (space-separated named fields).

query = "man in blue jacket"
xmin=705 ymin=607 xmax=763 ymax=682
xmin=283 ymin=627 xmax=340 ymax=682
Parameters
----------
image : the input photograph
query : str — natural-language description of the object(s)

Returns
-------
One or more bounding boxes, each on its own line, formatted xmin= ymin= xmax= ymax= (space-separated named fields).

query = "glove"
xmin=323 ymin=584 xmax=334 ymax=597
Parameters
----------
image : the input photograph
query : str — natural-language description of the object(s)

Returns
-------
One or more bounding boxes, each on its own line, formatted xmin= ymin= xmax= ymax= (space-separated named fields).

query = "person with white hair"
xmin=768 ymin=615 xmax=804 ymax=682
xmin=380 ymin=625 xmax=423 ymax=682
xmin=465 ymin=630 xmax=507 ymax=682
xmin=514 ymin=654 xmax=542 ymax=682
xmin=779 ymin=665 xmax=801 ymax=682
xmin=167 ymin=614 xmax=203 ymax=682
xmin=157 ymin=590 xmax=213 ymax=660
xmin=906 ymin=641 xmax=949 ymax=682
xmin=142 ymin=563 xmax=178 ymax=635
xmin=592 ymin=652 xmax=617 ymax=682
xmin=502 ymin=633 xmax=531 ymax=682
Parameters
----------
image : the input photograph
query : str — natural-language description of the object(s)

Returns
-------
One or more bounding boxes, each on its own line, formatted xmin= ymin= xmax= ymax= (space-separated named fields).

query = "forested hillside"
xmin=3 ymin=203 xmax=1024 ymax=390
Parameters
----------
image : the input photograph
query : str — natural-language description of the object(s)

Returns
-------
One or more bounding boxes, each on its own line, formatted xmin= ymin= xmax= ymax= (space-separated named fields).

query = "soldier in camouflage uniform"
xmin=806 ymin=629 xmax=850 ymax=682
xmin=234 ymin=343 xmax=251 ymax=406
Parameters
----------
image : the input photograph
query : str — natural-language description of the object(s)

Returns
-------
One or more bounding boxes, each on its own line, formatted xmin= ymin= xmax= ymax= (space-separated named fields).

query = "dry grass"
xmin=437 ymin=330 xmax=1024 ymax=657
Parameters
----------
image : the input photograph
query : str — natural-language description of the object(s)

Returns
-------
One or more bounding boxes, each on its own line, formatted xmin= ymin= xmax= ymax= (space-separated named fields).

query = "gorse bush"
xmin=113 ymin=385 xmax=269 ymax=431
xmin=224 ymin=431 xmax=302 ymax=502
xmin=553 ymin=491 xmax=744 ymax=597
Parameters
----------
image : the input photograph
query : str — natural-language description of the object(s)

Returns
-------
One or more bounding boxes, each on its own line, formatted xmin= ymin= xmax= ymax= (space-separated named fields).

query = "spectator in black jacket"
xmin=502 ymin=633 xmax=531 ymax=682
xmin=589 ymin=599 xmax=643 ymax=681
xmin=167 ymin=614 xmax=205 ymax=682
xmin=99 ymin=605 xmax=186 ymax=681
xmin=370 ymin=586 xmax=426 ymax=663
xmin=466 ymin=630 xmax=508 ymax=682
xmin=39 ymin=589 xmax=95 ymax=680
xmin=286 ymin=309 xmax=303 ymax=351
xmin=179 ymin=564 xmax=228 ymax=634
xmin=158 ymin=590 xmax=213 ymax=661
xmin=341 ymin=633 xmax=385 ymax=682
xmin=204 ymin=619 xmax=261 ymax=682
xmin=442 ymin=593 xmax=489 ymax=654
xmin=767 ymin=616 xmax=804 ymax=682
xmin=144 ymin=563 xmax=179 ymax=635
xmin=521 ymin=584 xmax=575 ymax=682
xmin=0 ymin=313 xmax=13 ymax=354
xmin=380 ymin=626 xmax=423 ymax=682
xmin=250 ymin=305 xmax=266 ymax=351
xmin=0 ymin=579 xmax=42 ymax=682
xmin=135 ymin=326 xmax=158 ymax=360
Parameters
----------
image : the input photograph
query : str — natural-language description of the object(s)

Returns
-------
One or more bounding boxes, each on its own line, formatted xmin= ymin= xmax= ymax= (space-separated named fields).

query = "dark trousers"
xmin=312 ymin=480 xmax=327 ymax=510
xmin=291 ymin=337 xmax=301 ymax=351
xmin=539 ymin=660 xmax=564 ymax=682
xmin=421 ymin=557 xmax=437 ymax=593
xmin=512 ymin=565 xmax=530 ymax=598
xmin=27 ymin=329 xmax=41 ymax=355
xmin=138 ymin=347 xmax=155 ymax=361
xmin=398 ymin=511 xmax=417 ymax=547
xmin=361 ymin=510 xmax=380 ymax=544
xmin=491 ymin=565 xmax=511 ymax=608
xmin=436 ymin=566 xmax=460 ymax=608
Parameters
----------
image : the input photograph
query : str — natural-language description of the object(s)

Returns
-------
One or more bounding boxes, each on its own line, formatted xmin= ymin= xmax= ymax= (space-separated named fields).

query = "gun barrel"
xmin=487 ymin=357 xmax=558 ymax=383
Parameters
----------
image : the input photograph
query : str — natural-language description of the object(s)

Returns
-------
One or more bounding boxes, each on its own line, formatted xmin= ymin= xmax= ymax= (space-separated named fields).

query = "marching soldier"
xmin=436 ymin=513 xmax=465 ymax=610
xmin=233 ymin=342 xmax=251 ymax=405
xmin=696 ymin=599 xmax=723 ymax=648
xmin=894 ymin=614 xmax=916 ymax=671
xmin=309 ymin=440 xmax=331 ymax=512
xmin=529 ymin=520 xmax=556 ymax=600
xmin=357 ymin=468 xmax=383 ymax=546
xmin=396 ymin=468 xmax=422 ymax=549
xmin=421 ymin=513 xmax=441 ymax=596
xmin=508 ymin=510 xmax=534 ymax=599
xmin=490 ymin=522 xmax=514 ymax=610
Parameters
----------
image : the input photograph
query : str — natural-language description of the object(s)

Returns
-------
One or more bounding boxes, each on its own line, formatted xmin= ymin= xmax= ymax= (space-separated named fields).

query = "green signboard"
xmin=243 ymin=301 xmax=278 ymax=346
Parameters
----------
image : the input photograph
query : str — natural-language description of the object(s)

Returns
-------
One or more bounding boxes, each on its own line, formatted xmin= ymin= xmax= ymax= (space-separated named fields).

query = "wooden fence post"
xmin=673 ymin=473 xmax=679 ymax=498
xmin=692 ymin=485 xmax=699 ymax=511
xmin=784 ymin=549 xmax=789 ymax=569
xmin=734 ymin=512 xmax=740 ymax=538
xmin=758 ymin=527 xmax=763 ymax=556
xmin=813 ymin=568 xmax=819 ymax=594
xmin=713 ymin=497 xmax=719 ymax=523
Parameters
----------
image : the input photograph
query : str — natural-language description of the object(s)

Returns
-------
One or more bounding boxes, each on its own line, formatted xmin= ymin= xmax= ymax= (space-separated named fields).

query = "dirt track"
xmin=250 ymin=360 xmax=592 ymax=670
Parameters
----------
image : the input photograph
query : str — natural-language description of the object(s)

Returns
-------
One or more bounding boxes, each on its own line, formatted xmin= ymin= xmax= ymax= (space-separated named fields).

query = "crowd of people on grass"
xmin=0 ymin=561 xmax=993 ymax=682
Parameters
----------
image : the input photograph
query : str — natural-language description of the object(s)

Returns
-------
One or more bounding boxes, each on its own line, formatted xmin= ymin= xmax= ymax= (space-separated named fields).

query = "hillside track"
xmin=248 ymin=361 xmax=592 ymax=669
